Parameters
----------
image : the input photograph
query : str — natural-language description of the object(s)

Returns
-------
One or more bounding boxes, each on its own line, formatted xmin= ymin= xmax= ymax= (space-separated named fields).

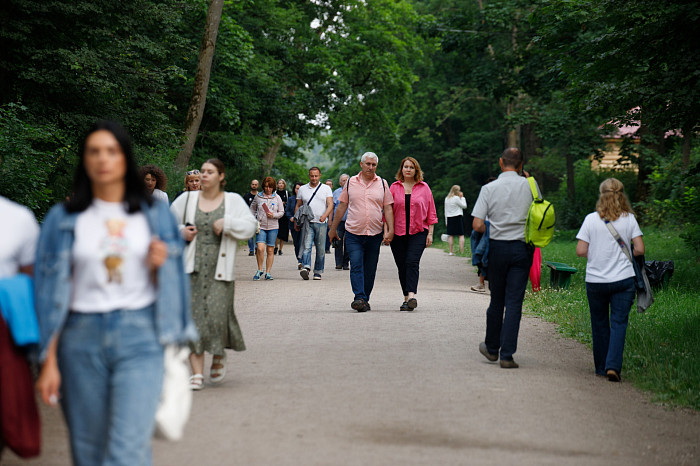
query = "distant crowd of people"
xmin=1 ymin=120 xmax=644 ymax=464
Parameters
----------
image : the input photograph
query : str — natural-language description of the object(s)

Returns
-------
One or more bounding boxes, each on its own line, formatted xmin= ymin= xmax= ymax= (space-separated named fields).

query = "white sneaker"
xmin=471 ymin=284 xmax=486 ymax=292
xmin=448 ymin=252 xmax=455 ymax=256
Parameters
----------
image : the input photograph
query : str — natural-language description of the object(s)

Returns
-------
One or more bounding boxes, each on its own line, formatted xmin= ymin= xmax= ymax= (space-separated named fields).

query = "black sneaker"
xmin=335 ymin=265 xmax=342 ymax=270
xmin=400 ymin=302 xmax=409 ymax=311
xmin=342 ymin=265 xmax=349 ymax=270
xmin=274 ymin=247 xmax=278 ymax=255
xmin=300 ymin=268 xmax=310 ymax=280
xmin=248 ymin=251 xmax=254 ymax=256
xmin=351 ymin=299 xmax=366 ymax=311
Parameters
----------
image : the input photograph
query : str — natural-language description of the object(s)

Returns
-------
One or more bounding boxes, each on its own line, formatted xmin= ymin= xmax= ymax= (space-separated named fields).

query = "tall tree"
xmin=176 ymin=0 xmax=224 ymax=170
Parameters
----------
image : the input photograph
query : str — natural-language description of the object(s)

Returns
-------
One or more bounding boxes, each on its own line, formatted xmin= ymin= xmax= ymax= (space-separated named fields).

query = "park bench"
xmin=545 ymin=261 xmax=577 ymax=289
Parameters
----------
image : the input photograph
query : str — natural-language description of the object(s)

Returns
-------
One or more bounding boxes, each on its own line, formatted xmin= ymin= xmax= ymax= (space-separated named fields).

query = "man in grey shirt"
xmin=471 ymin=147 xmax=537 ymax=368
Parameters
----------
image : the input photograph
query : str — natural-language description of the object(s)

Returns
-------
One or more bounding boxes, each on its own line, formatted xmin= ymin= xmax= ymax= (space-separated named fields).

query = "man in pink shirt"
xmin=329 ymin=152 xmax=394 ymax=312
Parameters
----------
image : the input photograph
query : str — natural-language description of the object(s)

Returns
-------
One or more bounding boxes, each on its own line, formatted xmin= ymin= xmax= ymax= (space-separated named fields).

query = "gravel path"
xmin=6 ymin=245 xmax=698 ymax=465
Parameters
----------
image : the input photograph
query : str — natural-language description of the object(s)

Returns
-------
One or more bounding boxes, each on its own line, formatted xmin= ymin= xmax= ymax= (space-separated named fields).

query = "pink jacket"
xmin=250 ymin=192 xmax=285 ymax=230
xmin=390 ymin=181 xmax=438 ymax=236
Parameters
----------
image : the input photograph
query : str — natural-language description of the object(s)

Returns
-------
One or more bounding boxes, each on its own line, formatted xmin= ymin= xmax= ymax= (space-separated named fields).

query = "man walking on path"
xmin=331 ymin=173 xmax=350 ymax=270
xmin=243 ymin=179 xmax=259 ymax=256
xmin=329 ymin=152 xmax=394 ymax=312
xmin=295 ymin=167 xmax=333 ymax=280
xmin=472 ymin=147 xmax=537 ymax=368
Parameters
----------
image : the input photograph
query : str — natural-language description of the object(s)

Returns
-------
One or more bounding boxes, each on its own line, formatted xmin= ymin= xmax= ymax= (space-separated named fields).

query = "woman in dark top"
xmin=286 ymin=182 xmax=304 ymax=268
xmin=388 ymin=157 xmax=438 ymax=311
xmin=275 ymin=179 xmax=289 ymax=255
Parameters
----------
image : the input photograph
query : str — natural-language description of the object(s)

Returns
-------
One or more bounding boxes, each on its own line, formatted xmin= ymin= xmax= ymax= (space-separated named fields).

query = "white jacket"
xmin=444 ymin=195 xmax=467 ymax=218
xmin=170 ymin=191 xmax=257 ymax=281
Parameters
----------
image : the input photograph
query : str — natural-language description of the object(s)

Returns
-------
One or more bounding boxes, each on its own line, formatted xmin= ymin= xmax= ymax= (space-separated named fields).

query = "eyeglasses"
xmin=186 ymin=170 xmax=200 ymax=175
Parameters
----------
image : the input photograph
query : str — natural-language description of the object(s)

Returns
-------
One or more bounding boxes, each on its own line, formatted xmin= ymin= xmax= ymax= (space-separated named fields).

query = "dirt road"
xmin=6 ymin=246 xmax=698 ymax=465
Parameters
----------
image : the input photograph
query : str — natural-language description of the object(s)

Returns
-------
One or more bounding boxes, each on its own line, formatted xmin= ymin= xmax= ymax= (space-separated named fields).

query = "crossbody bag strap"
xmin=605 ymin=220 xmax=634 ymax=264
xmin=307 ymin=184 xmax=322 ymax=204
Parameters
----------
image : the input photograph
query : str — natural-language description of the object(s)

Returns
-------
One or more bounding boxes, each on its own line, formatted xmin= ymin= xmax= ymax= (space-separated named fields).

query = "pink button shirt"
xmin=390 ymin=181 xmax=438 ymax=236
xmin=339 ymin=174 xmax=393 ymax=236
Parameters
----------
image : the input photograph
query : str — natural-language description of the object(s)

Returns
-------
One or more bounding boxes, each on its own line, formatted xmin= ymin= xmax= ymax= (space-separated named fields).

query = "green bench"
xmin=545 ymin=261 xmax=577 ymax=289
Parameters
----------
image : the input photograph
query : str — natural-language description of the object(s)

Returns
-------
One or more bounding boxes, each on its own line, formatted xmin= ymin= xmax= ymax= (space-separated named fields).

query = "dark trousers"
xmin=586 ymin=277 xmax=635 ymax=375
xmin=390 ymin=230 xmax=428 ymax=295
xmin=290 ymin=224 xmax=301 ymax=261
xmin=485 ymin=240 xmax=533 ymax=361
xmin=345 ymin=232 xmax=383 ymax=302
xmin=334 ymin=221 xmax=350 ymax=268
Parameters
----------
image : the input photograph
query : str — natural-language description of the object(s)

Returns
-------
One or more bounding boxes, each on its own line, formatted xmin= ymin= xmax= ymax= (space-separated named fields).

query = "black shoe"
xmin=606 ymin=369 xmax=621 ymax=382
xmin=479 ymin=342 xmax=498 ymax=362
xmin=248 ymin=251 xmax=254 ymax=256
xmin=400 ymin=301 xmax=409 ymax=311
xmin=300 ymin=268 xmax=310 ymax=280
xmin=274 ymin=247 xmax=278 ymax=255
xmin=342 ymin=265 xmax=349 ymax=270
xmin=364 ymin=302 xmax=371 ymax=312
xmin=351 ymin=299 xmax=366 ymax=311
xmin=407 ymin=298 xmax=417 ymax=310
xmin=278 ymin=250 xmax=283 ymax=255
xmin=336 ymin=265 xmax=342 ymax=270
xmin=499 ymin=359 xmax=519 ymax=369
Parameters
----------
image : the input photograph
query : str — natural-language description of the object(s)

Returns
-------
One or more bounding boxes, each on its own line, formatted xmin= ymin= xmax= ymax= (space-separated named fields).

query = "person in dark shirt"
xmin=242 ymin=179 xmax=259 ymax=255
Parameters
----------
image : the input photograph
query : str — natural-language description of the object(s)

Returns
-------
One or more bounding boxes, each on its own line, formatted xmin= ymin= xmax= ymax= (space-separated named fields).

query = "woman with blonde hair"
xmin=170 ymin=158 xmax=257 ymax=390
xmin=444 ymin=184 xmax=467 ymax=255
xmin=576 ymin=178 xmax=644 ymax=382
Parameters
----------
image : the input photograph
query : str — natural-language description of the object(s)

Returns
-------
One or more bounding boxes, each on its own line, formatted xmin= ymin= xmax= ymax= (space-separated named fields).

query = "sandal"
xmin=190 ymin=374 xmax=204 ymax=391
xmin=210 ymin=353 xmax=227 ymax=383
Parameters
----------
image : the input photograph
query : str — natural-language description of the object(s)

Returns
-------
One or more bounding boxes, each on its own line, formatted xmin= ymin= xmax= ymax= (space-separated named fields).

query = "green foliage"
xmin=527 ymin=228 xmax=700 ymax=409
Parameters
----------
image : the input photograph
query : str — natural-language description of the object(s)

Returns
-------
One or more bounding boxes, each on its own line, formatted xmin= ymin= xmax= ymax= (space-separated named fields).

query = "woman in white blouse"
xmin=140 ymin=164 xmax=169 ymax=203
xmin=444 ymin=185 xmax=468 ymax=255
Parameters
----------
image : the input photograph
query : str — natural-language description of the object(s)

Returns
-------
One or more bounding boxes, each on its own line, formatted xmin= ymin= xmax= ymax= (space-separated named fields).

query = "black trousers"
xmin=390 ymin=230 xmax=428 ymax=295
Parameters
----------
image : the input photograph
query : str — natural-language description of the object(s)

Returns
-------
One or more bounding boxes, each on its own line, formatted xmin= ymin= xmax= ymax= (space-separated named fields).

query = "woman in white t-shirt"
xmin=35 ymin=121 xmax=197 ymax=465
xmin=140 ymin=164 xmax=169 ymax=203
xmin=576 ymin=178 xmax=644 ymax=382
xmin=444 ymin=185 xmax=467 ymax=255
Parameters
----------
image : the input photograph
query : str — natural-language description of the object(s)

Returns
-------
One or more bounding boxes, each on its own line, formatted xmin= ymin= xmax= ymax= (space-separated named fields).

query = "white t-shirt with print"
xmin=298 ymin=183 xmax=333 ymax=223
xmin=0 ymin=196 xmax=40 ymax=278
xmin=70 ymin=199 xmax=157 ymax=312
xmin=576 ymin=212 xmax=643 ymax=283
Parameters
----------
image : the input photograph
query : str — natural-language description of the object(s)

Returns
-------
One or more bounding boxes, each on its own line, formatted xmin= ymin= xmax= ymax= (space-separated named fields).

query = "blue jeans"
xmin=256 ymin=228 xmax=279 ymax=247
xmin=485 ymin=240 xmax=534 ymax=361
xmin=586 ymin=277 xmax=636 ymax=375
xmin=57 ymin=306 xmax=164 ymax=466
xmin=301 ymin=222 xmax=328 ymax=274
xmin=334 ymin=221 xmax=350 ymax=268
xmin=345 ymin=232 xmax=383 ymax=302
xmin=248 ymin=237 xmax=255 ymax=254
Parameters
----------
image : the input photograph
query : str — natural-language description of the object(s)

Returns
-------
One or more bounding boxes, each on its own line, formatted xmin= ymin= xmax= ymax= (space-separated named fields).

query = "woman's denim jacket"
xmin=34 ymin=200 xmax=199 ymax=361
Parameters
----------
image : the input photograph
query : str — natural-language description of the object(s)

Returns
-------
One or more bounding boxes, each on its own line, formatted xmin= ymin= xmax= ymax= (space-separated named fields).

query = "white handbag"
xmin=154 ymin=345 xmax=192 ymax=441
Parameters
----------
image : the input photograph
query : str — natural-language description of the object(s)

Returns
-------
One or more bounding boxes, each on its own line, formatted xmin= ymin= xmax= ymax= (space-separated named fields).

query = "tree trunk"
xmin=636 ymin=124 xmax=664 ymax=202
xmin=681 ymin=126 xmax=691 ymax=171
xmin=261 ymin=131 xmax=284 ymax=174
xmin=506 ymin=101 xmax=518 ymax=148
xmin=175 ymin=0 xmax=224 ymax=170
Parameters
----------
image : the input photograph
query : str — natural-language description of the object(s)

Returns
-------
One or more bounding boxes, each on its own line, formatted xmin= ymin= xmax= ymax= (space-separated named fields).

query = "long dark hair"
xmin=65 ymin=120 xmax=150 ymax=213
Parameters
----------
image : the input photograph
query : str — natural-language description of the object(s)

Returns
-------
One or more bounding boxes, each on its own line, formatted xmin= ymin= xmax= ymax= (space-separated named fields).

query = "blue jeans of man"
xmin=301 ymin=222 xmax=328 ymax=274
xmin=345 ymin=232 xmax=383 ymax=302
xmin=485 ymin=240 xmax=534 ymax=361
xmin=586 ymin=277 xmax=636 ymax=375
xmin=57 ymin=306 xmax=164 ymax=466
xmin=334 ymin=221 xmax=350 ymax=268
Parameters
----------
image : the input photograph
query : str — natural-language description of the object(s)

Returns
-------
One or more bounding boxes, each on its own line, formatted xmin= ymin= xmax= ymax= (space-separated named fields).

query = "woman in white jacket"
xmin=170 ymin=158 xmax=257 ymax=390
xmin=444 ymin=185 xmax=468 ymax=255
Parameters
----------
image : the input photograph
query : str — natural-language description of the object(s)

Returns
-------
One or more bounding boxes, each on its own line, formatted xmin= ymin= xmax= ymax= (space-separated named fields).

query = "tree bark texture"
xmin=261 ymin=130 xmax=284 ymax=175
xmin=175 ymin=0 xmax=224 ymax=170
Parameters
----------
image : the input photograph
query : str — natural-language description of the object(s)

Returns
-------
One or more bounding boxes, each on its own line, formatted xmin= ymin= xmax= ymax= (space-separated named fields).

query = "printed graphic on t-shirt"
xmin=101 ymin=218 xmax=127 ymax=283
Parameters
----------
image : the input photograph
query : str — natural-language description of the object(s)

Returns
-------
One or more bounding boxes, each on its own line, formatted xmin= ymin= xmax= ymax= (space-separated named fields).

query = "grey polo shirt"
xmin=471 ymin=171 xmax=539 ymax=241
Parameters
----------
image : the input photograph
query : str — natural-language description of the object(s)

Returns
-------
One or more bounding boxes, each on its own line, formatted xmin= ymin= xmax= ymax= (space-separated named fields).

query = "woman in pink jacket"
xmin=250 ymin=176 xmax=285 ymax=280
xmin=389 ymin=157 xmax=438 ymax=311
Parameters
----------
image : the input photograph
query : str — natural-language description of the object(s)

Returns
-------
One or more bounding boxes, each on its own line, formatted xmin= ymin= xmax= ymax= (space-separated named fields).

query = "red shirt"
xmin=390 ymin=181 xmax=438 ymax=236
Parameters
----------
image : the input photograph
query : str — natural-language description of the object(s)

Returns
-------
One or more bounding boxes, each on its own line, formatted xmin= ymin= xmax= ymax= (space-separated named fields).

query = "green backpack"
xmin=525 ymin=177 xmax=555 ymax=247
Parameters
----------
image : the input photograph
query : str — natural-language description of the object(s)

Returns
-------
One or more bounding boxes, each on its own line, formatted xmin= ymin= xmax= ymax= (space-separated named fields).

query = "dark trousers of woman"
xmin=390 ymin=230 xmax=428 ymax=295
xmin=290 ymin=225 xmax=301 ymax=261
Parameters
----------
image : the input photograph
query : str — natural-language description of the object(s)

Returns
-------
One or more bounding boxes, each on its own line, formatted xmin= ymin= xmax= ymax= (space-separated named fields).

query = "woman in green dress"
xmin=171 ymin=158 xmax=257 ymax=390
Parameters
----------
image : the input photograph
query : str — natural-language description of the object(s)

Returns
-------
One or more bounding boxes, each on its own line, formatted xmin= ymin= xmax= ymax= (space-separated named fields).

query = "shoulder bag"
xmin=605 ymin=220 xmax=653 ymax=313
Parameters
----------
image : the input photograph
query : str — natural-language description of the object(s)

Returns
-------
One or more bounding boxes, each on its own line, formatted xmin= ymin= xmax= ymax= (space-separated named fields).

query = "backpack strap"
xmin=528 ymin=177 xmax=540 ymax=201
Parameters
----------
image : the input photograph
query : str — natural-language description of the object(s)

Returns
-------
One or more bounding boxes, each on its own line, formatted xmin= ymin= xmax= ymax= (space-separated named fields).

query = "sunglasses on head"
xmin=186 ymin=170 xmax=200 ymax=175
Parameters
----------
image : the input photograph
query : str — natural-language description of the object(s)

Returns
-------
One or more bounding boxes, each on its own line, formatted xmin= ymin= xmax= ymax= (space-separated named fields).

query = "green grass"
xmin=527 ymin=227 xmax=700 ymax=410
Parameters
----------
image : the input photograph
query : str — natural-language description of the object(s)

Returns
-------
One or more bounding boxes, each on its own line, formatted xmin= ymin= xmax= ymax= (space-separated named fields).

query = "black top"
xmin=243 ymin=191 xmax=256 ymax=207
xmin=276 ymin=189 xmax=288 ymax=207
xmin=405 ymin=194 xmax=411 ymax=235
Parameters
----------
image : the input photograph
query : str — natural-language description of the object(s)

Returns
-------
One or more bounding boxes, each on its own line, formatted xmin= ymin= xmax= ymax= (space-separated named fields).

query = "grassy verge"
xmin=527 ymin=228 xmax=700 ymax=410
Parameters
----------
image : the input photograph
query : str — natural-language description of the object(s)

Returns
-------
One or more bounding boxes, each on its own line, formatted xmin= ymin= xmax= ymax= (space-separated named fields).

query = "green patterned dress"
xmin=189 ymin=201 xmax=246 ymax=355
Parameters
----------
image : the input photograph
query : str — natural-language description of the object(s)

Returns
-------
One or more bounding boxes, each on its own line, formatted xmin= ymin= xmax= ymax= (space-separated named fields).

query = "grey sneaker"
xmin=300 ymin=268 xmax=310 ymax=280
xmin=479 ymin=342 xmax=498 ymax=362
xmin=500 ymin=359 xmax=519 ymax=369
